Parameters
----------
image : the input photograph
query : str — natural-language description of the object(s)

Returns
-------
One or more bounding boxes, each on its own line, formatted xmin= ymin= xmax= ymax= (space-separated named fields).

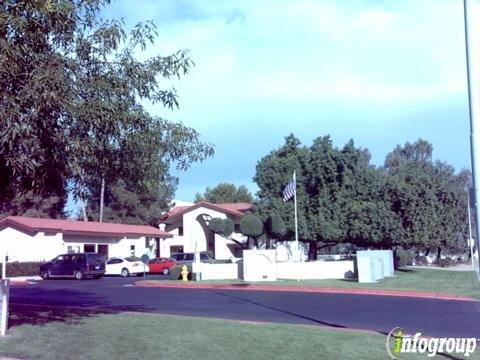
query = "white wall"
xmin=276 ymin=260 xmax=355 ymax=280
xmin=191 ymin=262 xmax=239 ymax=280
xmin=243 ymin=250 xmax=277 ymax=281
xmin=0 ymin=227 xmax=64 ymax=262
xmin=275 ymin=241 xmax=308 ymax=262
xmin=0 ymin=226 xmax=151 ymax=262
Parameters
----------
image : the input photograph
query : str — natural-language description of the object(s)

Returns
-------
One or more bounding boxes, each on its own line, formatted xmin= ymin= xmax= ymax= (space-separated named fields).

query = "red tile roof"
xmin=0 ymin=216 xmax=172 ymax=238
xmin=161 ymin=201 xmax=253 ymax=223
xmin=215 ymin=203 xmax=252 ymax=213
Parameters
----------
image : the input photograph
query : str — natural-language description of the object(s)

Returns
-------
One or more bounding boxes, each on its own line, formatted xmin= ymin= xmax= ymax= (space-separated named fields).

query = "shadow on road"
xmin=9 ymin=286 xmax=151 ymax=328
xmin=211 ymin=290 xmax=348 ymax=329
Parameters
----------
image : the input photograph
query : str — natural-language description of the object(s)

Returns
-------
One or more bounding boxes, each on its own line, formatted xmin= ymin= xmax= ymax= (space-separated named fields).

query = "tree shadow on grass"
xmin=8 ymin=287 xmax=152 ymax=328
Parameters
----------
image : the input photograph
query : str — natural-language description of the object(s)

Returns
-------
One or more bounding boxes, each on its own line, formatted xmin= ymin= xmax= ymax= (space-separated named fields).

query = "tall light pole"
xmin=464 ymin=0 xmax=480 ymax=279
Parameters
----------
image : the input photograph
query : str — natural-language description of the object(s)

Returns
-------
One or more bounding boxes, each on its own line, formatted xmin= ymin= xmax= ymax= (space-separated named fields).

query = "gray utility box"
xmin=357 ymin=250 xmax=394 ymax=283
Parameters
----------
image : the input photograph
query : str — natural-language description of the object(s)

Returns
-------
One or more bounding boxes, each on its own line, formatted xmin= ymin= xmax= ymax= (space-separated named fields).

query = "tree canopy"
xmin=194 ymin=183 xmax=253 ymax=204
xmin=0 ymin=0 xmax=213 ymax=220
xmin=254 ymin=135 xmax=469 ymax=258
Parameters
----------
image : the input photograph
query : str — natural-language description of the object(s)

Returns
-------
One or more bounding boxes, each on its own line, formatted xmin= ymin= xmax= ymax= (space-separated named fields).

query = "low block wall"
xmin=276 ymin=260 xmax=355 ymax=280
xmin=191 ymin=262 xmax=239 ymax=280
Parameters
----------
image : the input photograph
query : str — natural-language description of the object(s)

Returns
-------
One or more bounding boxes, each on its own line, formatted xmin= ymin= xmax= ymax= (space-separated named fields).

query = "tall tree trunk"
xmin=425 ymin=248 xmax=430 ymax=256
xmin=99 ymin=177 xmax=105 ymax=222
xmin=308 ymin=240 xmax=318 ymax=261
xmin=436 ymin=247 xmax=442 ymax=260
xmin=82 ymin=203 xmax=88 ymax=222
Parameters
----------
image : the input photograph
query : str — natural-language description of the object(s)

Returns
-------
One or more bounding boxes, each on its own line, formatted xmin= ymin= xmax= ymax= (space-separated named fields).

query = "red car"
xmin=148 ymin=257 xmax=176 ymax=275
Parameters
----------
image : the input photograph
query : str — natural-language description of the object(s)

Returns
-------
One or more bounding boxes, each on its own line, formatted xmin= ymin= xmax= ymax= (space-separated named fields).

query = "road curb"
xmin=134 ymin=281 xmax=479 ymax=302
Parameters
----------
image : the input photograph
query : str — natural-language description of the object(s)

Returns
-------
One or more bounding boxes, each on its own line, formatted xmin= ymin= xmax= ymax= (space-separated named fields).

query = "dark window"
xmin=84 ymin=244 xmax=95 ymax=253
xmin=145 ymin=237 xmax=150 ymax=248
xmin=200 ymin=253 xmax=209 ymax=261
xmin=178 ymin=227 xmax=184 ymax=236
xmin=234 ymin=224 xmax=241 ymax=233
xmin=170 ymin=246 xmax=184 ymax=254
xmin=107 ymin=259 xmax=123 ymax=265
xmin=185 ymin=253 xmax=194 ymax=261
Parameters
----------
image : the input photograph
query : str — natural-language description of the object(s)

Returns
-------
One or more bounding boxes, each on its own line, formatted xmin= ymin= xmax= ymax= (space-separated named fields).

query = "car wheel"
xmin=162 ymin=268 xmax=170 ymax=275
xmin=74 ymin=270 xmax=84 ymax=280
xmin=121 ymin=268 xmax=129 ymax=277
xmin=40 ymin=270 xmax=49 ymax=280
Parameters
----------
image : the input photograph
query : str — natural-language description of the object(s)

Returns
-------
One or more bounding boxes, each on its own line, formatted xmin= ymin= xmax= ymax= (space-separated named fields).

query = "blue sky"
xmin=102 ymin=0 xmax=471 ymax=203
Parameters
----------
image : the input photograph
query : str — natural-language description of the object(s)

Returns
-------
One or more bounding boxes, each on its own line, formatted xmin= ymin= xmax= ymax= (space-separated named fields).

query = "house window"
xmin=130 ymin=245 xmax=135 ymax=256
xmin=84 ymin=244 xmax=95 ymax=253
xmin=178 ymin=227 xmax=184 ymax=236
xmin=145 ymin=237 xmax=150 ymax=248
xmin=234 ymin=224 xmax=241 ymax=233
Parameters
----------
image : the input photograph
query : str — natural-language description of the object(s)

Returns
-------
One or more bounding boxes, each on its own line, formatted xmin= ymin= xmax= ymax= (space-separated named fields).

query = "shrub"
xmin=240 ymin=214 xmax=263 ymax=238
xmin=435 ymin=258 xmax=454 ymax=268
xmin=394 ymin=249 xmax=414 ymax=268
xmin=170 ymin=263 xmax=192 ymax=280
xmin=414 ymin=256 xmax=428 ymax=266
xmin=265 ymin=214 xmax=286 ymax=239
xmin=0 ymin=262 xmax=44 ymax=278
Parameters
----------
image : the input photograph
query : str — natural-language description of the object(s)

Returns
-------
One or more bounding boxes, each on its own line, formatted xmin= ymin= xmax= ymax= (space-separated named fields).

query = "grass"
xmin=161 ymin=269 xmax=480 ymax=299
xmin=0 ymin=312 xmax=440 ymax=360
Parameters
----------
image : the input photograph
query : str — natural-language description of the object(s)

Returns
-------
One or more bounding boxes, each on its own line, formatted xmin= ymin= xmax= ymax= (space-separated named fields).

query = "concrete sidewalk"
xmin=134 ymin=280 xmax=479 ymax=302
xmin=5 ymin=275 xmax=41 ymax=285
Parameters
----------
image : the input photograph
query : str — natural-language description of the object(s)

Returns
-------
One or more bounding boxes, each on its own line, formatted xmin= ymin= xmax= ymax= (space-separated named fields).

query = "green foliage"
xmin=208 ymin=218 xmax=225 ymax=233
xmin=0 ymin=191 xmax=67 ymax=219
xmin=0 ymin=0 xmax=213 ymax=217
xmin=170 ymin=263 xmax=192 ymax=280
xmin=394 ymin=250 xmax=414 ymax=268
xmin=208 ymin=217 xmax=234 ymax=237
xmin=222 ymin=218 xmax=234 ymax=237
xmin=254 ymin=135 xmax=469 ymax=257
xmin=84 ymin=177 xmax=176 ymax=226
xmin=240 ymin=214 xmax=264 ymax=239
xmin=0 ymin=262 xmax=44 ymax=278
xmin=195 ymin=183 xmax=253 ymax=204
xmin=265 ymin=214 xmax=286 ymax=239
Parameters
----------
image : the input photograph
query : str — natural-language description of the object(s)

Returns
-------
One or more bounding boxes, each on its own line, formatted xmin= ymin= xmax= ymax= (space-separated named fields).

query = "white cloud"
xmin=109 ymin=0 xmax=468 ymax=124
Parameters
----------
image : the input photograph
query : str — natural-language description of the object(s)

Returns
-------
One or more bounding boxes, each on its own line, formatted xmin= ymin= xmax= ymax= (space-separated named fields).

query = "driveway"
xmin=9 ymin=276 xmax=480 ymax=337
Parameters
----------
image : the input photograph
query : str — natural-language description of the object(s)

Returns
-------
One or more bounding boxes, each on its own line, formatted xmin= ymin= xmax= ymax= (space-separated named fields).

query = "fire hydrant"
xmin=181 ymin=265 xmax=189 ymax=282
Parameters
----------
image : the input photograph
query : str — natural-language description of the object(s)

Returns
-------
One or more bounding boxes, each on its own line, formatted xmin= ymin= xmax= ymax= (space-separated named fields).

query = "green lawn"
xmin=159 ymin=269 xmax=480 ymax=299
xmin=0 ymin=312 xmax=439 ymax=360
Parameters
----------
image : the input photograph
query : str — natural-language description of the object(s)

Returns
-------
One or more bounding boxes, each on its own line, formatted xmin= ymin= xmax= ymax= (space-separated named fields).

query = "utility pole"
xmin=464 ymin=0 xmax=480 ymax=279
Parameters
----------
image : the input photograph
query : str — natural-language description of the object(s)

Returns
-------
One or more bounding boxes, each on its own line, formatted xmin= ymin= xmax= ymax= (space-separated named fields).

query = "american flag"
xmin=283 ymin=178 xmax=296 ymax=202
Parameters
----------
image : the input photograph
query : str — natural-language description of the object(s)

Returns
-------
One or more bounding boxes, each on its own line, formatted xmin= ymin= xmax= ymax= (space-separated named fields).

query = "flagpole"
xmin=293 ymin=170 xmax=299 ymax=262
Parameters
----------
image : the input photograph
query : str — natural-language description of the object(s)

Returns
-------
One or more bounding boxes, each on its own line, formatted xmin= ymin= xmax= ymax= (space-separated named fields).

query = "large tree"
xmin=384 ymin=140 xmax=469 ymax=257
xmin=0 ymin=0 xmax=213 ymax=219
xmin=194 ymin=183 xmax=253 ymax=204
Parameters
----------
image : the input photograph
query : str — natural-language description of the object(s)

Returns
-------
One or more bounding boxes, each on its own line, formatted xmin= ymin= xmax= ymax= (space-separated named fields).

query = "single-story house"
xmin=159 ymin=201 xmax=252 ymax=260
xmin=0 ymin=216 xmax=172 ymax=262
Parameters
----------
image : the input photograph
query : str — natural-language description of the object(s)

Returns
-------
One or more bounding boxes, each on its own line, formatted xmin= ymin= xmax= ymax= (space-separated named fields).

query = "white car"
xmin=105 ymin=257 xmax=149 ymax=277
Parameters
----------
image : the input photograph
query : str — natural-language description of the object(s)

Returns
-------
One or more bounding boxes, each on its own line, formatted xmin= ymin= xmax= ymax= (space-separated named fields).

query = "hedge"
xmin=0 ymin=262 xmax=44 ymax=278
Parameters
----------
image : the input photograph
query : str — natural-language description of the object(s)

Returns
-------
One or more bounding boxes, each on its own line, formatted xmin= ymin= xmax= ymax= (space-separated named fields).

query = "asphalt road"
xmin=9 ymin=276 xmax=480 ymax=338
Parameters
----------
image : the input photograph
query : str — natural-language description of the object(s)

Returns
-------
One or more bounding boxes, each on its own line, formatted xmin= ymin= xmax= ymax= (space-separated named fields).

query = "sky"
xmin=102 ymin=0 xmax=471 ymax=203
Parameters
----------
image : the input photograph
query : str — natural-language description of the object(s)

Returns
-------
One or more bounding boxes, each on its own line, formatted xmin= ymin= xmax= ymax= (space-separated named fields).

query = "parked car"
xmin=148 ymin=257 xmax=175 ymax=275
xmin=40 ymin=253 xmax=106 ymax=280
xmin=105 ymin=257 xmax=149 ymax=277
xmin=171 ymin=252 xmax=213 ymax=263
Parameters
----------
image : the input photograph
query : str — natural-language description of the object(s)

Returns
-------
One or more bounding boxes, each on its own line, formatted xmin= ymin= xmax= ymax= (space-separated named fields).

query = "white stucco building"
xmin=159 ymin=201 xmax=252 ymax=260
xmin=0 ymin=216 xmax=172 ymax=262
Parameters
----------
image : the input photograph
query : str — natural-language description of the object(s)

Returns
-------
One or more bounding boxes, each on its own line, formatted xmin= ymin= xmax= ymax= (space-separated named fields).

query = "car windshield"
xmin=125 ymin=256 xmax=140 ymax=262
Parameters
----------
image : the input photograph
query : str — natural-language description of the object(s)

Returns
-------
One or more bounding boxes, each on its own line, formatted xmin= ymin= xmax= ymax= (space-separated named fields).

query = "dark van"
xmin=40 ymin=253 xmax=106 ymax=280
